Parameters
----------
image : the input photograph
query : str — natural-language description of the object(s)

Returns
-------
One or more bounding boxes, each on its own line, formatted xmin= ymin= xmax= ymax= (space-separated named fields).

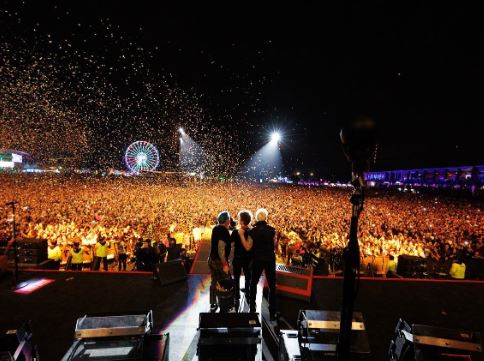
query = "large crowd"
xmin=0 ymin=173 xmax=483 ymax=274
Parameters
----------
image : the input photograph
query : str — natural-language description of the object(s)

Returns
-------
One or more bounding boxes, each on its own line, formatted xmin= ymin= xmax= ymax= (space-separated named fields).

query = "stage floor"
xmin=2 ymin=271 xmax=484 ymax=361
xmin=0 ymin=271 xmax=263 ymax=361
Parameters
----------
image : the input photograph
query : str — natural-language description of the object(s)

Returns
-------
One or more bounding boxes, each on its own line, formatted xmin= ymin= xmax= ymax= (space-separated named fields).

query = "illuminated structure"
xmin=365 ymin=165 xmax=484 ymax=189
xmin=124 ymin=141 xmax=160 ymax=173
xmin=0 ymin=149 xmax=34 ymax=170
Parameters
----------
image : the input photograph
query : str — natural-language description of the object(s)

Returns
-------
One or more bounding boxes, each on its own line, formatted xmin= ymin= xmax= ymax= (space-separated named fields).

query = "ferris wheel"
xmin=124 ymin=141 xmax=160 ymax=173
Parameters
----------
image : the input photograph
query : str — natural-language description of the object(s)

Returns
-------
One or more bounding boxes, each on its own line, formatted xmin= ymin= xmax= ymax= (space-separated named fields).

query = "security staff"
xmin=70 ymin=239 xmax=84 ymax=271
xmin=239 ymin=208 xmax=277 ymax=319
xmin=449 ymin=258 xmax=466 ymax=280
xmin=386 ymin=255 xmax=398 ymax=277
xmin=231 ymin=210 xmax=253 ymax=309
xmin=208 ymin=211 xmax=233 ymax=313
xmin=93 ymin=236 xmax=109 ymax=271
xmin=48 ymin=240 xmax=62 ymax=270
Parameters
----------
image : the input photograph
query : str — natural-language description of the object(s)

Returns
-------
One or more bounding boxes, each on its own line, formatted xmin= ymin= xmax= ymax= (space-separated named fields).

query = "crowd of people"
xmin=0 ymin=173 xmax=482 ymax=276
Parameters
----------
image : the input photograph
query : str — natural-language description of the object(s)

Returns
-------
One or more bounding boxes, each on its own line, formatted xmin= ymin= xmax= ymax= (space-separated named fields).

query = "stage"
xmin=0 ymin=270 xmax=264 ymax=361
xmin=1 ymin=271 xmax=484 ymax=361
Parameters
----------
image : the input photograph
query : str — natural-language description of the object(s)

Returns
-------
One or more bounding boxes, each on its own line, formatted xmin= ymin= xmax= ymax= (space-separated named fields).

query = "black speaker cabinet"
xmin=297 ymin=310 xmax=371 ymax=360
xmin=198 ymin=313 xmax=261 ymax=361
xmin=389 ymin=319 xmax=483 ymax=361
xmin=156 ymin=259 xmax=187 ymax=286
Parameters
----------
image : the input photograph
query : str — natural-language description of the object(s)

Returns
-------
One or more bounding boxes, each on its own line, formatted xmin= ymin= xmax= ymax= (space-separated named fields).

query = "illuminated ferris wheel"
xmin=124 ymin=141 xmax=160 ymax=173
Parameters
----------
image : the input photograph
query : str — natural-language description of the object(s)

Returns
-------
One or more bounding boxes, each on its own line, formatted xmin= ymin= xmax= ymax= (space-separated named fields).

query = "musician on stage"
xmin=208 ymin=211 xmax=234 ymax=313
xmin=239 ymin=208 xmax=278 ymax=320
xmin=231 ymin=210 xmax=253 ymax=309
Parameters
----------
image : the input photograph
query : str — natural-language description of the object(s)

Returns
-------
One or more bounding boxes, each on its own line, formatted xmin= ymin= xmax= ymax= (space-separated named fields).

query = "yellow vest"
xmin=449 ymin=262 xmax=466 ymax=279
xmin=48 ymin=246 xmax=61 ymax=261
xmin=174 ymin=232 xmax=184 ymax=244
xmin=96 ymin=242 xmax=108 ymax=257
xmin=387 ymin=260 xmax=397 ymax=273
xmin=71 ymin=248 xmax=83 ymax=264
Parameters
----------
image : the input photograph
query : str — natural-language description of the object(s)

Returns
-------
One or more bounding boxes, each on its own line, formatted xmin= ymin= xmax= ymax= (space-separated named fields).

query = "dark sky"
xmin=1 ymin=1 xmax=483 ymax=178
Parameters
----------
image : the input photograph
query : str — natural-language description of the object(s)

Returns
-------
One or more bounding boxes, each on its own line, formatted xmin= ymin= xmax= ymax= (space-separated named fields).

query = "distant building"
xmin=365 ymin=165 xmax=484 ymax=190
xmin=0 ymin=149 xmax=35 ymax=171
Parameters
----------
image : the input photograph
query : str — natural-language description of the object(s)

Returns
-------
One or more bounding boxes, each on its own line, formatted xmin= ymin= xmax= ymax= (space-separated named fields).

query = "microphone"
xmin=340 ymin=114 xmax=377 ymax=182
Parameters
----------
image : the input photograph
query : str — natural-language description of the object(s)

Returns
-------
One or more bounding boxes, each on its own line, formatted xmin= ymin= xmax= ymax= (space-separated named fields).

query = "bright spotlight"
xmin=178 ymin=127 xmax=185 ymax=135
xmin=271 ymin=132 xmax=281 ymax=143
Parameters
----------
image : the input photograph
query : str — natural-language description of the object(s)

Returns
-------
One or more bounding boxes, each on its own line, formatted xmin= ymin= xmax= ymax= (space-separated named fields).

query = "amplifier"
xmin=397 ymin=255 xmax=427 ymax=278
xmin=2 ymin=239 xmax=47 ymax=254
xmin=17 ymin=248 xmax=47 ymax=257
xmin=7 ymin=259 xmax=54 ymax=269
xmin=18 ymin=239 xmax=48 ymax=250
xmin=198 ymin=313 xmax=261 ymax=360
xmin=4 ymin=239 xmax=48 ymax=266
xmin=8 ymin=255 xmax=46 ymax=264
xmin=276 ymin=263 xmax=313 ymax=301
xmin=297 ymin=310 xmax=371 ymax=360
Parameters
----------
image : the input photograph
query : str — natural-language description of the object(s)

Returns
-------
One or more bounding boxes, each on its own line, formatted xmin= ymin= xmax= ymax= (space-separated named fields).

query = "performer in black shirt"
xmin=239 ymin=208 xmax=277 ymax=319
xmin=231 ymin=210 xmax=253 ymax=309
xmin=208 ymin=211 xmax=233 ymax=312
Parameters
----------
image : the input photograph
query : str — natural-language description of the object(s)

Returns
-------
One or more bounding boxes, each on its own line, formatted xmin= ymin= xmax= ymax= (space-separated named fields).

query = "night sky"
xmin=1 ymin=1 xmax=483 ymax=178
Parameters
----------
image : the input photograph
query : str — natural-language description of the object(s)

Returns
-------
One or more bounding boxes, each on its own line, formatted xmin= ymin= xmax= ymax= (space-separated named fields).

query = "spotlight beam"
xmin=270 ymin=131 xmax=281 ymax=144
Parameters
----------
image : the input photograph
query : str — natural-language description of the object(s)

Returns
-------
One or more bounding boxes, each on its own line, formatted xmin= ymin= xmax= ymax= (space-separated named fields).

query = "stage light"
xmin=271 ymin=132 xmax=281 ymax=143
xmin=178 ymin=127 xmax=185 ymax=135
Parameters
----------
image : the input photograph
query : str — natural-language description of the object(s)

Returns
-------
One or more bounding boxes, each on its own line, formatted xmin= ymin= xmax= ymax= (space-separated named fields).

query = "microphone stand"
xmin=337 ymin=172 xmax=365 ymax=361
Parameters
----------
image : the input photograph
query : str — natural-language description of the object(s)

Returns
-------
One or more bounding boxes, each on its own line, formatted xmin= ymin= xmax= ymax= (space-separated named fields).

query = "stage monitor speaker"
xmin=297 ymin=310 xmax=371 ymax=360
xmin=389 ymin=318 xmax=483 ymax=361
xmin=156 ymin=259 xmax=187 ymax=286
xmin=198 ymin=313 xmax=261 ymax=361
xmin=397 ymin=255 xmax=427 ymax=278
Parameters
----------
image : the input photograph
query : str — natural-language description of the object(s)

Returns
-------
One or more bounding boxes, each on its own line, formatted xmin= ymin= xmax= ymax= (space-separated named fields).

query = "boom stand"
xmin=337 ymin=175 xmax=365 ymax=361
